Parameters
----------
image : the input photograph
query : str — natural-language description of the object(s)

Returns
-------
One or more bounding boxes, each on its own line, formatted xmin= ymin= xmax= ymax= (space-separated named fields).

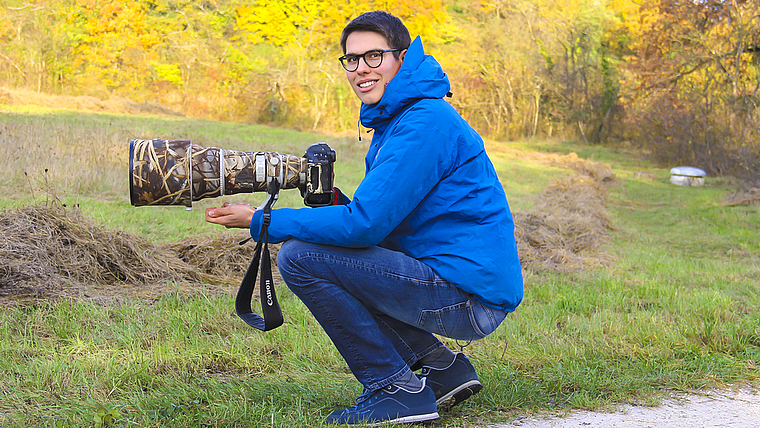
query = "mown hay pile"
xmin=545 ymin=152 xmax=616 ymax=184
xmin=0 ymin=204 xmax=266 ymax=303
xmin=723 ymin=187 xmax=760 ymax=206
xmin=514 ymin=156 xmax=615 ymax=271
xmin=168 ymin=233 xmax=276 ymax=283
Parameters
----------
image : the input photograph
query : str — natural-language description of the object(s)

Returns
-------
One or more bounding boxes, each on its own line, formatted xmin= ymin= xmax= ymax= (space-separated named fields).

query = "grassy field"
xmin=0 ymin=107 xmax=758 ymax=427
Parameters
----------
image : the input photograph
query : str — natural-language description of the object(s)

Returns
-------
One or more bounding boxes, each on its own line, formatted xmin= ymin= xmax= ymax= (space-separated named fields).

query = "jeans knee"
xmin=276 ymin=239 xmax=301 ymax=279
xmin=277 ymin=239 xmax=323 ymax=288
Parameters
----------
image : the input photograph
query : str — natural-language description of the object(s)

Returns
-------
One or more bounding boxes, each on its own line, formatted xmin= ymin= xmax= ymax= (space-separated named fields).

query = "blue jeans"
xmin=276 ymin=240 xmax=507 ymax=392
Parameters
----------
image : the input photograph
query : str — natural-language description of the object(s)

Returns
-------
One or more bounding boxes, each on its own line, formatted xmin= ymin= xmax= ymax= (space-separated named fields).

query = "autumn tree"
xmin=442 ymin=1 xmax=543 ymax=139
xmin=0 ymin=1 xmax=83 ymax=93
xmin=442 ymin=0 xmax=630 ymax=142
xmin=626 ymin=0 xmax=760 ymax=180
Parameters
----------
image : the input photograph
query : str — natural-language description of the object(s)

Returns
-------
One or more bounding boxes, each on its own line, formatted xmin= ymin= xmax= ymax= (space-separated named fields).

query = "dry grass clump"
xmin=514 ymin=158 xmax=615 ymax=271
xmin=0 ymin=203 xmax=271 ymax=304
xmin=723 ymin=188 xmax=760 ymax=206
xmin=545 ymin=152 xmax=616 ymax=184
xmin=168 ymin=233 xmax=280 ymax=284
xmin=0 ymin=204 xmax=200 ymax=301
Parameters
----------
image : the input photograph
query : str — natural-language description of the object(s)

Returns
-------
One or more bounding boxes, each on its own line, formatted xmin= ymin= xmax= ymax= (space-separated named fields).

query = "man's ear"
xmin=400 ymin=49 xmax=407 ymax=61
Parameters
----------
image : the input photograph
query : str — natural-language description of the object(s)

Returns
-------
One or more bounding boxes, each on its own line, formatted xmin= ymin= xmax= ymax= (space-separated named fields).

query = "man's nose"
xmin=356 ymin=58 xmax=371 ymax=73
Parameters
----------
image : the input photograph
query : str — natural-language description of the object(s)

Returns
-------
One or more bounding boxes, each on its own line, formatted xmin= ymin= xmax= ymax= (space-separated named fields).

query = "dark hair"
xmin=340 ymin=11 xmax=411 ymax=59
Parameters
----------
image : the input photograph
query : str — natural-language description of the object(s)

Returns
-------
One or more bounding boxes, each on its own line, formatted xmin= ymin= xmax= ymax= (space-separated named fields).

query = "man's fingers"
xmin=205 ymin=203 xmax=256 ymax=229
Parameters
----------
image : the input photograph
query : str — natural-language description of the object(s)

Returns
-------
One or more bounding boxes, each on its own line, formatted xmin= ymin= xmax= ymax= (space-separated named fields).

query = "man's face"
xmin=344 ymin=31 xmax=405 ymax=106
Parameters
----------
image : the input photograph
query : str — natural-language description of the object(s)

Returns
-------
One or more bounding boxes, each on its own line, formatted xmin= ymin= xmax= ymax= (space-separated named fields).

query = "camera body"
xmin=302 ymin=143 xmax=336 ymax=207
xmin=129 ymin=139 xmax=336 ymax=208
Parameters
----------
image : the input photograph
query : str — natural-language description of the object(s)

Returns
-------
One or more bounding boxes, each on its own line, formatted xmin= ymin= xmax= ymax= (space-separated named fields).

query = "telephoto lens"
xmin=128 ymin=139 xmax=335 ymax=208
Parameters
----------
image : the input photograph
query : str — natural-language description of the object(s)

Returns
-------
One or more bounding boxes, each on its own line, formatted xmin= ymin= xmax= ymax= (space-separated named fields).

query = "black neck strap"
xmin=235 ymin=180 xmax=283 ymax=331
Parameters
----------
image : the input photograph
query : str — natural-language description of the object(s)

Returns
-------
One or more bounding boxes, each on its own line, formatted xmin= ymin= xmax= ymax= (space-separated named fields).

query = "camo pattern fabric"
xmin=130 ymin=139 xmax=308 ymax=207
xmin=219 ymin=149 xmax=306 ymax=194
xmin=130 ymin=139 xmax=194 ymax=206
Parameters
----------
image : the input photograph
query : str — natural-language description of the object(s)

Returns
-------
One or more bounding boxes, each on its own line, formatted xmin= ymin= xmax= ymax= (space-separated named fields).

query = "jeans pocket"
xmin=470 ymin=299 xmax=507 ymax=337
xmin=418 ymin=299 xmax=506 ymax=341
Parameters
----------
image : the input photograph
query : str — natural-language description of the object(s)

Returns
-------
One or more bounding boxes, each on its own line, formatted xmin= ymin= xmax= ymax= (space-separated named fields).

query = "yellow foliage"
xmin=154 ymin=64 xmax=183 ymax=87
xmin=379 ymin=0 xmax=452 ymax=44
xmin=234 ymin=0 xmax=451 ymax=49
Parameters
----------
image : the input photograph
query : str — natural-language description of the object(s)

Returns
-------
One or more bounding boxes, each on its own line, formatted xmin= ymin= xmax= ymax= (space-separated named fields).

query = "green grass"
xmin=1 ymin=109 xmax=758 ymax=427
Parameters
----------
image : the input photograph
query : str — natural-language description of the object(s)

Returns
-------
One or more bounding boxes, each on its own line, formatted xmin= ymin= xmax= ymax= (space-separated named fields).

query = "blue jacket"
xmin=251 ymin=37 xmax=523 ymax=312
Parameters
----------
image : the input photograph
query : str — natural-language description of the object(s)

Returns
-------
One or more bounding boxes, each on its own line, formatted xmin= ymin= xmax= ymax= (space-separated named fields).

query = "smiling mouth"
xmin=358 ymin=80 xmax=377 ymax=89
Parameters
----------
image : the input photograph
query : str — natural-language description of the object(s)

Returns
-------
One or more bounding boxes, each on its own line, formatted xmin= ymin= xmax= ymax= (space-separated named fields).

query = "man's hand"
xmin=205 ymin=202 xmax=256 ymax=229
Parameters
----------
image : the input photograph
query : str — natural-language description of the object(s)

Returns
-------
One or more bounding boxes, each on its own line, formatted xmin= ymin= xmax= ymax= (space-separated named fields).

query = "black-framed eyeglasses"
xmin=338 ymin=49 xmax=399 ymax=72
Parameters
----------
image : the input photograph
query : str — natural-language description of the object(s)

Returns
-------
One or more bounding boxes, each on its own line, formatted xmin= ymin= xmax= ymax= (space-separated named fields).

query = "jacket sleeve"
xmin=250 ymin=109 xmax=456 ymax=246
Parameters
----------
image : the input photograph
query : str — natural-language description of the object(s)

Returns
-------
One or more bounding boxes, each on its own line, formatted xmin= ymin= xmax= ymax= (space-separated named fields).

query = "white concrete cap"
xmin=670 ymin=166 xmax=706 ymax=177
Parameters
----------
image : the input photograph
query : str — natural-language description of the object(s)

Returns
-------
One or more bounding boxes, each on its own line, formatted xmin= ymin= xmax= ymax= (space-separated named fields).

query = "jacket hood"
xmin=360 ymin=36 xmax=451 ymax=129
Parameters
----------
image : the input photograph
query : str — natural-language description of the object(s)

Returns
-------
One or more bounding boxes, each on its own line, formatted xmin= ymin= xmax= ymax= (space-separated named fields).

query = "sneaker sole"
xmin=436 ymin=380 xmax=482 ymax=409
xmin=369 ymin=412 xmax=440 ymax=426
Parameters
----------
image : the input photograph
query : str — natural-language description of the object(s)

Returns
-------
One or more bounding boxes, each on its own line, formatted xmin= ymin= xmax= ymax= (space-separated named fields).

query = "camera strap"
xmin=235 ymin=180 xmax=284 ymax=331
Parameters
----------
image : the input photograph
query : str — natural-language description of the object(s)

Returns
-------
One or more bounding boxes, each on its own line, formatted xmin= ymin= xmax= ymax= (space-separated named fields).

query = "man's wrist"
xmin=249 ymin=209 xmax=264 ymax=238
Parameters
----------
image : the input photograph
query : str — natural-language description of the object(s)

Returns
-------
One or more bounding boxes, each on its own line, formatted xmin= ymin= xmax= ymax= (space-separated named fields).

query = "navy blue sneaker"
xmin=325 ymin=382 xmax=439 ymax=425
xmin=420 ymin=353 xmax=482 ymax=409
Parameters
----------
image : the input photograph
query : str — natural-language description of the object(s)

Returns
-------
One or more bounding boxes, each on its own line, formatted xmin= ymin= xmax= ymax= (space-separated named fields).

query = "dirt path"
xmin=493 ymin=388 xmax=760 ymax=428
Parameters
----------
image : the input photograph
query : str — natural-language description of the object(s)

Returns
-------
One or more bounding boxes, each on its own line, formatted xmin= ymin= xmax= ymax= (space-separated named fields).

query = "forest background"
xmin=1 ymin=0 xmax=758 ymax=182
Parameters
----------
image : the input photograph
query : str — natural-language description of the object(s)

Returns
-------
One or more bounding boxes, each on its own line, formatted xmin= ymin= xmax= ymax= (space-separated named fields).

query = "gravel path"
xmin=491 ymin=388 xmax=760 ymax=428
